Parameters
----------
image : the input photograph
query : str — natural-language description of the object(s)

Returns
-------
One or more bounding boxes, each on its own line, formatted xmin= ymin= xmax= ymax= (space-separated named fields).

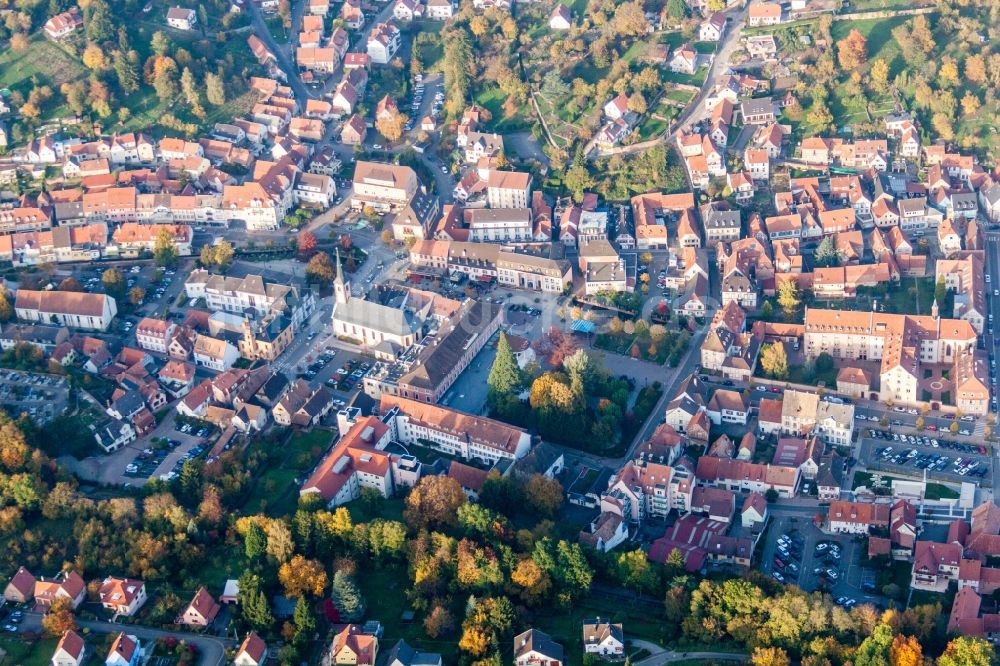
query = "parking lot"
xmin=70 ymin=411 xmax=216 ymax=486
xmin=1 ymin=605 xmax=25 ymax=632
xmin=71 ymin=261 xmax=188 ymax=338
xmin=860 ymin=427 xmax=991 ymax=483
xmin=0 ymin=370 xmax=69 ymax=424
xmin=122 ymin=419 xmax=217 ymax=482
xmin=762 ymin=515 xmax=883 ymax=608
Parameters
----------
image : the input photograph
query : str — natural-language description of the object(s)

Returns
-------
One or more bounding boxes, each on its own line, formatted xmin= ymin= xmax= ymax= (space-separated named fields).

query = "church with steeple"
xmin=331 ymin=249 xmax=426 ymax=359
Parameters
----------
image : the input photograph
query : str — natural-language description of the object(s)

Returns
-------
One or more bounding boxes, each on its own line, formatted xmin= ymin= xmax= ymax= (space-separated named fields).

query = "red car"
xmin=770 ymin=387 xmax=782 ymax=393
xmin=926 ymin=424 xmax=938 ymax=431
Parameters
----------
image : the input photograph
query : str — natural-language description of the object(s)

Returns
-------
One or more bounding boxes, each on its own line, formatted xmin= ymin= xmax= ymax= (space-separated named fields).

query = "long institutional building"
xmin=803 ymin=307 xmax=988 ymax=415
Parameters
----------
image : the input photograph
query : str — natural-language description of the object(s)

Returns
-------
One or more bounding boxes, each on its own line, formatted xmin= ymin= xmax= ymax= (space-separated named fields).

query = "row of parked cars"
xmin=869 ymin=429 xmax=987 ymax=455
xmin=812 ymin=541 xmax=850 ymax=600
xmin=327 ymin=357 xmax=371 ymax=393
xmin=3 ymin=608 xmax=24 ymax=632
xmin=772 ymin=532 xmax=803 ymax=583
xmin=874 ymin=445 xmax=988 ymax=478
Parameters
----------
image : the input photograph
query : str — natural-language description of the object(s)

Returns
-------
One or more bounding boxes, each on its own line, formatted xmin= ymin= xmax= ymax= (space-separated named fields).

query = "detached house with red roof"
xmin=912 ymin=540 xmax=963 ymax=592
xmin=699 ymin=12 xmax=725 ymax=41
xmin=34 ymin=570 xmax=86 ymax=610
xmin=235 ymin=632 xmax=269 ymax=666
xmin=52 ymin=630 xmax=86 ymax=666
xmin=178 ymin=587 xmax=221 ymax=627
xmin=669 ymin=44 xmax=698 ymax=74
xmin=106 ymin=633 xmax=142 ymax=666
xmin=747 ymin=2 xmax=782 ymax=26
xmin=603 ymin=93 xmax=629 ymax=121
xmin=4 ymin=566 xmax=35 ymax=603
xmin=323 ymin=625 xmax=379 ymax=666
xmin=99 ymin=577 xmax=147 ymax=617
xmin=44 ymin=7 xmax=82 ymax=39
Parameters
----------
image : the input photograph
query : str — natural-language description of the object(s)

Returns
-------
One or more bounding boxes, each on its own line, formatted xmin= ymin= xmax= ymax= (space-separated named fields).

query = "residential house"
xmin=745 ymin=147 xmax=769 ymax=181
xmin=700 ymin=12 xmax=725 ymax=40
xmin=93 ymin=419 xmax=137 ymax=453
xmin=582 ymin=620 xmax=624 ymax=658
xmin=911 ymin=541 xmax=962 ymax=592
xmin=741 ymin=492 xmax=768 ymax=529
xmin=747 ymin=2 xmax=782 ymax=25
xmin=384 ymin=640 xmax=442 ymax=666
xmin=670 ymin=44 xmax=698 ymax=74
xmin=549 ymin=4 xmax=571 ymax=29
xmin=707 ymin=389 xmax=749 ymax=425
xmin=44 ymin=7 xmax=82 ymax=39
xmin=98 ymin=577 xmax=147 ymax=617
xmin=105 ymin=633 xmax=141 ymax=666
xmin=234 ymin=633 xmax=268 ymax=666
xmin=740 ymin=97 xmax=776 ymax=124
xmin=393 ymin=0 xmax=424 ymax=20
xmin=273 ymin=380 xmax=335 ymax=427
xmin=166 ymin=7 xmax=197 ymax=30
xmin=34 ymin=571 xmax=86 ymax=610
xmin=177 ymin=587 xmax=221 ymax=627
xmin=4 ymin=566 xmax=35 ymax=603
xmin=321 ymin=625 xmax=378 ymax=666
xmin=514 ymin=629 xmax=564 ymax=666
xmin=425 ymin=0 xmax=453 ymax=18
xmin=367 ymin=22 xmax=401 ymax=64
xmin=603 ymin=93 xmax=629 ymax=121
xmin=828 ymin=501 xmax=890 ymax=534
xmin=52 ymin=630 xmax=86 ymax=666
xmin=579 ymin=512 xmax=629 ymax=553
xmin=193 ymin=334 xmax=239 ymax=372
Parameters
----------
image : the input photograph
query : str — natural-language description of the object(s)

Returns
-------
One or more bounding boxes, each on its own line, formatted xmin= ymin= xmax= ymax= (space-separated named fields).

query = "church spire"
xmin=334 ymin=248 xmax=350 ymax=305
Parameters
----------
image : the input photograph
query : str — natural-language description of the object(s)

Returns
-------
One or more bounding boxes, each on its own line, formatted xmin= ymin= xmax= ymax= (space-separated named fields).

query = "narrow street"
xmin=245 ymin=1 xmax=310 ymax=100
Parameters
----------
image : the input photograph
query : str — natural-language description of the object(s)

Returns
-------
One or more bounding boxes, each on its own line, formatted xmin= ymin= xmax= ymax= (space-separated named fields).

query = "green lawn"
xmin=474 ymin=86 xmax=532 ymax=133
xmin=242 ymin=430 xmax=333 ymax=516
xmin=532 ymin=593 xmax=671 ymax=658
xmin=830 ymin=16 xmax=909 ymax=76
xmin=355 ymin=564 xmax=461 ymax=663
xmin=664 ymin=88 xmax=695 ymax=103
xmin=926 ymin=483 xmax=960 ymax=500
xmin=0 ymin=33 xmax=85 ymax=119
xmin=637 ymin=114 xmax=670 ymax=140
xmin=788 ymin=362 xmax=838 ymax=388
xmin=663 ymin=69 xmax=708 ymax=86
xmin=0 ymin=636 xmax=59 ymax=666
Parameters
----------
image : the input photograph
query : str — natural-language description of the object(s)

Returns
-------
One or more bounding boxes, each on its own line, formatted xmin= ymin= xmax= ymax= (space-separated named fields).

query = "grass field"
xmin=0 ymin=636 xmax=59 ymax=666
xmin=636 ymin=113 xmax=670 ymax=140
xmin=243 ymin=429 xmax=333 ymax=516
xmin=474 ymin=86 xmax=533 ymax=133
xmin=355 ymin=564 xmax=462 ymax=663
xmin=664 ymin=68 xmax=708 ymax=86
xmin=830 ymin=16 xmax=910 ymax=77
xmin=0 ymin=33 xmax=86 ymax=119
